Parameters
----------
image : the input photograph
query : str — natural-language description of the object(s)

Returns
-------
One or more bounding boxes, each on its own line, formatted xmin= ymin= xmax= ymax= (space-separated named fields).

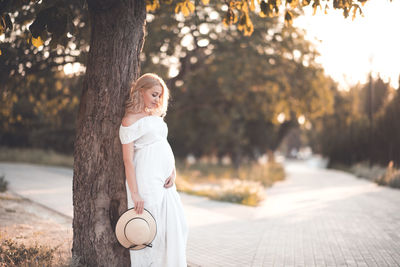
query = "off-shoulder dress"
xmin=119 ymin=115 xmax=188 ymax=267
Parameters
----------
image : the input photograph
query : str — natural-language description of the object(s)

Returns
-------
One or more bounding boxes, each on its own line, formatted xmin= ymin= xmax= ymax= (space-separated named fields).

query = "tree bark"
xmin=72 ymin=0 xmax=146 ymax=265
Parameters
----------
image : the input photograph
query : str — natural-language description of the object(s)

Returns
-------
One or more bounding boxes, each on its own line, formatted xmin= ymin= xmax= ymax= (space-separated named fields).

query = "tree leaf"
xmin=174 ymin=3 xmax=181 ymax=14
xmin=285 ymin=10 xmax=293 ymax=26
xmin=187 ymin=1 xmax=195 ymax=13
xmin=249 ymin=0 xmax=255 ymax=12
xmin=343 ymin=7 xmax=349 ymax=18
xmin=0 ymin=15 xmax=5 ymax=31
xmin=312 ymin=0 xmax=320 ymax=15
xmin=149 ymin=0 xmax=160 ymax=11
xmin=223 ymin=8 xmax=237 ymax=26
xmin=260 ymin=0 xmax=269 ymax=17
xmin=181 ymin=5 xmax=190 ymax=16
xmin=352 ymin=5 xmax=358 ymax=20
xmin=201 ymin=0 xmax=209 ymax=5
xmin=32 ymin=36 xmax=44 ymax=47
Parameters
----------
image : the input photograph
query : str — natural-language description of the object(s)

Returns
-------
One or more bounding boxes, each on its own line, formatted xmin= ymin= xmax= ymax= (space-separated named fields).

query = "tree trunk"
xmin=72 ymin=1 xmax=146 ymax=265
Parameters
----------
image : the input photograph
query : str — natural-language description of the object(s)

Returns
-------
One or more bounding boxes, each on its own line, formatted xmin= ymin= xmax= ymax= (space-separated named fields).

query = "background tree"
xmin=0 ymin=0 xmax=88 ymax=153
xmin=140 ymin=4 xmax=335 ymax=167
xmin=307 ymin=74 xmax=398 ymax=167
xmin=0 ymin=71 xmax=81 ymax=152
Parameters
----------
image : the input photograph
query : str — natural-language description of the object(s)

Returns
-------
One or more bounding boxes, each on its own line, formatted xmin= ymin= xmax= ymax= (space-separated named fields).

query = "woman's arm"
xmin=122 ymin=142 xmax=144 ymax=214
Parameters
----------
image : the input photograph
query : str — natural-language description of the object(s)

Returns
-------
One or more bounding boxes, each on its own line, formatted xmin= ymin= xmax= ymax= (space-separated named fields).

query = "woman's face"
xmin=141 ymin=85 xmax=163 ymax=110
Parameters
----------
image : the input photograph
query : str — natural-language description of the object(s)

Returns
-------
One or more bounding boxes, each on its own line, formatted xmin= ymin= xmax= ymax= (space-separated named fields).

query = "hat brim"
xmin=115 ymin=208 xmax=157 ymax=250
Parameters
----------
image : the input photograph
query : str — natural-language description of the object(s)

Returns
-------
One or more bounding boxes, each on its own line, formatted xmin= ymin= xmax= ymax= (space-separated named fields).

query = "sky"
xmin=293 ymin=0 xmax=400 ymax=90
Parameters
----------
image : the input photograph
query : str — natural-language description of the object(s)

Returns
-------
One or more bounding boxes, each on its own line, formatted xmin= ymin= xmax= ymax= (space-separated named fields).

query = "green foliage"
xmin=372 ymin=88 xmax=400 ymax=165
xmin=0 ymin=0 xmax=88 ymax=84
xmin=2 ymin=0 xmax=335 ymax=160
xmin=309 ymin=75 xmax=400 ymax=167
xmin=143 ymin=8 xmax=335 ymax=163
xmin=162 ymin=0 xmax=371 ymax=36
xmin=0 ymin=174 xmax=8 ymax=192
xmin=0 ymin=72 xmax=82 ymax=154
xmin=0 ymin=238 xmax=57 ymax=267
xmin=0 ymin=0 xmax=386 ymax=57
xmin=0 ymin=1 xmax=86 ymax=154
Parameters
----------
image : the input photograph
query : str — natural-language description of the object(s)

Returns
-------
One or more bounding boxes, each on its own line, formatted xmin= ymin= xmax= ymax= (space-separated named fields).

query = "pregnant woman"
xmin=119 ymin=73 xmax=188 ymax=267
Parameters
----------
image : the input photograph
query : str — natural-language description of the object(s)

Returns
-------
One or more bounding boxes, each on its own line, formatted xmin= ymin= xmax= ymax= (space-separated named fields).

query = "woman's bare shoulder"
xmin=121 ymin=113 xmax=147 ymax=127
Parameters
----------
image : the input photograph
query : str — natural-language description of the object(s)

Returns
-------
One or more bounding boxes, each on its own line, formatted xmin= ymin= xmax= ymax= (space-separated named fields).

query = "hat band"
xmin=129 ymin=243 xmax=153 ymax=249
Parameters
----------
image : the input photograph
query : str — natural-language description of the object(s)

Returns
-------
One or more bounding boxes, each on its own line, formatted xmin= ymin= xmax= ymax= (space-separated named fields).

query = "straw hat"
xmin=115 ymin=208 xmax=157 ymax=250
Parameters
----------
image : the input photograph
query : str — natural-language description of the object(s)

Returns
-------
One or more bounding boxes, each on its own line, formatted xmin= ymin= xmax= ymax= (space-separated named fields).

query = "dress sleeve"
xmin=119 ymin=120 xmax=145 ymax=144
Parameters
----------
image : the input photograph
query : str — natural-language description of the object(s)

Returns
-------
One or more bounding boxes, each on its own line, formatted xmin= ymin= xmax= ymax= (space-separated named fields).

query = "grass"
xmin=0 ymin=147 xmax=73 ymax=168
xmin=175 ymin=160 xmax=285 ymax=206
xmin=0 ymin=238 xmax=58 ymax=267
xmin=350 ymin=161 xmax=387 ymax=181
xmin=0 ymin=191 xmax=75 ymax=267
xmin=177 ymin=178 xmax=266 ymax=206
xmin=375 ymin=161 xmax=400 ymax=188
xmin=332 ymin=161 xmax=400 ymax=189
xmin=175 ymin=160 xmax=285 ymax=185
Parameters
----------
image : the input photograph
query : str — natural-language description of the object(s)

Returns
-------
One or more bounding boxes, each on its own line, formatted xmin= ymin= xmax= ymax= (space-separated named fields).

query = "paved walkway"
xmin=1 ymin=161 xmax=400 ymax=267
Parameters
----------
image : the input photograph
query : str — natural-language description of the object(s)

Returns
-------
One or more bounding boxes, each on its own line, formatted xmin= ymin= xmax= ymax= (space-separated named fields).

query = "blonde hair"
xmin=124 ymin=73 xmax=170 ymax=117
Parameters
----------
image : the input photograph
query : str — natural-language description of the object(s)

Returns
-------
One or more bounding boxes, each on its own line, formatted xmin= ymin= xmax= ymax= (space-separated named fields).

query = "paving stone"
xmin=182 ymin=161 xmax=400 ymax=267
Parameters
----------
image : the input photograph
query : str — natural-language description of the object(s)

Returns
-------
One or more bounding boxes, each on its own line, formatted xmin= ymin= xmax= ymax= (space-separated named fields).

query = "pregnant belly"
xmin=132 ymin=140 xmax=175 ymax=206
xmin=134 ymin=140 xmax=175 ymax=183
xmin=156 ymin=141 xmax=175 ymax=180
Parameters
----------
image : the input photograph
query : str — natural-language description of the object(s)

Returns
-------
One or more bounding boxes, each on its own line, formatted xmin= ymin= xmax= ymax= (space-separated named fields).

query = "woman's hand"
xmin=132 ymin=193 xmax=144 ymax=214
xmin=164 ymin=168 xmax=176 ymax=188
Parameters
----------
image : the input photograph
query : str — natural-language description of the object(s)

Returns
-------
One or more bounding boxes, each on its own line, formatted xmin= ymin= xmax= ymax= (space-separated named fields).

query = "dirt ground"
xmin=0 ymin=190 xmax=73 ymax=266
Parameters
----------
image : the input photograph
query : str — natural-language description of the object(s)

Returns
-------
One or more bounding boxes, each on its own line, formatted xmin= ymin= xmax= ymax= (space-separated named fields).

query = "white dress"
xmin=119 ymin=115 xmax=188 ymax=267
